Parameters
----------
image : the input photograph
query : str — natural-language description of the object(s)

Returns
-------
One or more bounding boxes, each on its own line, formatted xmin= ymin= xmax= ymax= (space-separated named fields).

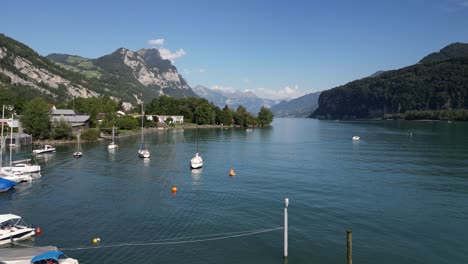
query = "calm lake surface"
xmin=1 ymin=118 xmax=468 ymax=264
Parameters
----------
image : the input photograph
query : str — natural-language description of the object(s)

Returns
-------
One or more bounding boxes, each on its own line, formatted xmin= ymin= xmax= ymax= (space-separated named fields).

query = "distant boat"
xmin=0 ymin=177 xmax=18 ymax=192
xmin=73 ymin=130 xmax=83 ymax=158
xmin=352 ymin=136 xmax=360 ymax=141
xmin=190 ymin=119 xmax=203 ymax=169
xmin=138 ymin=103 xmax=150 ymax=158
xmin=108 ymin=126 xmax=118 ymax=150
xmin=32 ymin=145 xmax=56 ymax=154
xmin=0 ymin=214 xmax=35 ymax=245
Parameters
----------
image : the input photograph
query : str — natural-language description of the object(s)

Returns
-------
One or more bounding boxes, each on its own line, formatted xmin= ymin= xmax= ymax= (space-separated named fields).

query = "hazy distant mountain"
xmin=270 ymin=92 xmax=321 ymax=117
xmin=192 ymin=85 xmax=280 ymax=114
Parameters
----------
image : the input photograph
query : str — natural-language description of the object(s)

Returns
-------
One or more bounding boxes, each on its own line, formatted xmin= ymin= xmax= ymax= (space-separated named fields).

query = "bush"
xmin=80 ymin=128 xmax=100 ymax=141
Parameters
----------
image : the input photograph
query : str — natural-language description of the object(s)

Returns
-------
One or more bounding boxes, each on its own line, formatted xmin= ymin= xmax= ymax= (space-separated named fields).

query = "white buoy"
xmin=284 ymin=198 xmax=289 ymax=259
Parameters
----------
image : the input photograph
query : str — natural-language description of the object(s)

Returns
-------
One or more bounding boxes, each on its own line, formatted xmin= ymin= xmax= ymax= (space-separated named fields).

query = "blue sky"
xmin=2 ymin=0 xmax=468 ymax=100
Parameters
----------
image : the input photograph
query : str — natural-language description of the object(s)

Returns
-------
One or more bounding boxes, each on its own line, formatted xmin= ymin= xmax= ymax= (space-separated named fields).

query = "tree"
xmin=257 ymin=106 xmax=274 ymax=127
xmin=50 ymin=120 xmax=73 ymax=139
xmin=220 ymin=105 xmax=233 ymax=126
xmin=20 ymin=97 xmax=51 ymax=139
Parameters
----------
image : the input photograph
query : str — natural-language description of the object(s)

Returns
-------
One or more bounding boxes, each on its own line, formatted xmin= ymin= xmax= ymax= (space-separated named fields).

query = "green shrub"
xmin=80 ymin=128 xmax=99 ymax=141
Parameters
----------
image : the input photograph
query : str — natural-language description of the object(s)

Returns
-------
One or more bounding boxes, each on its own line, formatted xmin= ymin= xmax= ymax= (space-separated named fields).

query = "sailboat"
xmin=138 ymin=103 xmax=150 ymax=158
xmin=108 ymin=126 xmax=118 ymax=150
xmin=190 ymin=118 xmax=203 ymax=169
xmin=73 ymin=129 xmax=82 ymax=158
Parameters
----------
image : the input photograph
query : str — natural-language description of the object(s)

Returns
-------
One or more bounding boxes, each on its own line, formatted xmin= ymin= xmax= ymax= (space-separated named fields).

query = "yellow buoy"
xmin=172 ymin=186 xmax=178 ymax=193
xmin=229 ymin=169 xmax=236 ymax=176
xmin=92 ymin=238 xmax=101 ymax=245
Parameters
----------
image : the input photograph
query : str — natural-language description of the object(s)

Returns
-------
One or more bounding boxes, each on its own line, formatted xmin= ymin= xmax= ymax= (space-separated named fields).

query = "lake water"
xmin=1 ymin=118 xmax=468 ymax=264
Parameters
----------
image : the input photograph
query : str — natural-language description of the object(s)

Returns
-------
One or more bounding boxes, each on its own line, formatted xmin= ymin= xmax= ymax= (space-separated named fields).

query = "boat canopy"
xmin=0 ymin=178 xmax=18 ymax=192
xmin=0 ymin=213 xmax=21 ymax=224
xmin=31 ymin=251 xmax=66 ymax=262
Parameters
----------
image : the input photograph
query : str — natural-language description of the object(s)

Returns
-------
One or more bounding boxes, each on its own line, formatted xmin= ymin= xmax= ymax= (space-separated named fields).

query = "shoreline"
xmin=33 ymin=125 xmax=240 ymax=145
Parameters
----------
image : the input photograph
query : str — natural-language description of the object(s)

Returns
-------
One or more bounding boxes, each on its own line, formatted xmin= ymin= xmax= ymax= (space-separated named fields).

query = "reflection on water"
xmin=190 ymin=168 xmax=203 ymax=186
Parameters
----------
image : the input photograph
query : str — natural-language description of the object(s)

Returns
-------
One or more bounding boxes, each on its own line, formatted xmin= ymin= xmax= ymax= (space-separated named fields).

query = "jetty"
xmin=0 ymin=246 xmax=57 ymax=263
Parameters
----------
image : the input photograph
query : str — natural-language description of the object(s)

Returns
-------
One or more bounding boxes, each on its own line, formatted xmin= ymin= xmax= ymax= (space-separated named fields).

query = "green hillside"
xmin=312 ymin=43 xmax=468 ymax=120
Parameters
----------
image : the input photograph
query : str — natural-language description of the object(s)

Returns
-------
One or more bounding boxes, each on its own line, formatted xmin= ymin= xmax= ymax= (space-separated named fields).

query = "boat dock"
xmin=0 ymin=246 xmax=57 ymax=263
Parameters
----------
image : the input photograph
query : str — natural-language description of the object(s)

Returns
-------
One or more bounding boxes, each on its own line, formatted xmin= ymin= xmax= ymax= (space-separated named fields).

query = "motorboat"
xmin=0 ymin=177 xmax=18 ymax=192
xmin=108 ymin=126 xmax=118 ymax=150
xmin=0 ymin=170 xmax=32 ymax=183
xmin=352 ymin=136 xmax=360 ymax=141
xmin=31 ymin=250 xmax=79 ymax=264
xmin=32 ymin=145 xmax=56 ymax=154
xmin=1 ymin=159 xmax=41 ymax=174
xmin=190 ymin=152 xmax=203 ymax=169
xmin=0 ymin=214 xmax=35 ymax=245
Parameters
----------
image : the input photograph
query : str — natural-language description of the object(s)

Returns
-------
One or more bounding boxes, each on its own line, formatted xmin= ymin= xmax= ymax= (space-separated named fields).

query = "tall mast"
xmin=141 ymin=103 xmax=144 ymax=143
xmin=196 ymin=116 xmax=199 ymax=153
xmin=0 ymin=105 xmax=4 ymax=171
xmin=9 ymin=113 xmax=13 ymax=168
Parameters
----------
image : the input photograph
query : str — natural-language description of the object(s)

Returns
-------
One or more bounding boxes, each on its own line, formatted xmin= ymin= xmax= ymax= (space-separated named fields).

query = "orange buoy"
xmin=171 ymin=186 xmax=178 ymax=193
xmin=36 ymin=227 xmax=41 ymax=235
xmin=229 ymin=169 xmax=236 ymax=176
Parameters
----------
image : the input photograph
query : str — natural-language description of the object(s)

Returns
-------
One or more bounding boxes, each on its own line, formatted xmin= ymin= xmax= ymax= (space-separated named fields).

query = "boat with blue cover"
xmin=0 ymin=177 xmax=18 ymax=192
xmin=31 ymin=250 xmax=78 ymax=264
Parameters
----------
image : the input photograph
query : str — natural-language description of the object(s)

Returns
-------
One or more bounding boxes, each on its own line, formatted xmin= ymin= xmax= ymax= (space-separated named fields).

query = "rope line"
xmin=60 ymin=227 xmax=283 ymax=251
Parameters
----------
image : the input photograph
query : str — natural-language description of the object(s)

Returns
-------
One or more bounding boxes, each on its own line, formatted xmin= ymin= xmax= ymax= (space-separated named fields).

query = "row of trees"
xmin=384 ymin=109 xmax=468 ymax=121
xmin=17 ymin=96 xmax=274 ymax=140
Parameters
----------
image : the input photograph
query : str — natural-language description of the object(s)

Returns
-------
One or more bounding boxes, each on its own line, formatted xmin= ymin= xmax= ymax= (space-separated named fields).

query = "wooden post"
xmin=347 ymin=230 xmax=352 ymax=264
xmin=284 ymin=198 xmax=289 ymax=259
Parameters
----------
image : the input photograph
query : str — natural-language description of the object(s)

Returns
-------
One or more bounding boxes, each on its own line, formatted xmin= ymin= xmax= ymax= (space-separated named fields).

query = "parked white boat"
xmin=73 ymin=130 xmax=83 ymax=158
xmin=0 ymin=170 xmax=32 ymax=183
xmin=190 ymin=152 xmax=203 ymax=169
xmin=33 ymin=145 xmax=56 ymax=154
xmin=31 ymin=250 xmax=79 ymax=264
xmin=0 ymin=214 xmax=36 ymax=246
xmin=108 ymin=126 xmax=118 ymax=150
xmin=352 ymin=136 xmax=360 ymax=141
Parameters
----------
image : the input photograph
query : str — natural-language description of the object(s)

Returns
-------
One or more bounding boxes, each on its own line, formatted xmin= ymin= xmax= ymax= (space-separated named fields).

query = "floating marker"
xmin=36 ymin=227 xmax=41 ymax=235
xmin=93 ymin=237 xmax=101 ymax=245
xmin=172 ymin=186 xmax=178 ymax=193
xmin=229 ymin=169 xmax=236 ymax=176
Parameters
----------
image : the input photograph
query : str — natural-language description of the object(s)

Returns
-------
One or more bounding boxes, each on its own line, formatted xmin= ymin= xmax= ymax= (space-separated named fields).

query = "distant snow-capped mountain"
xmin=192 ymin=85 xmax=280 ymax=114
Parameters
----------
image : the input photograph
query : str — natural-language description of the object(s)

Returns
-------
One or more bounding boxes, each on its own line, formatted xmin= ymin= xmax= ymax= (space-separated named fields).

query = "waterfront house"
xmin=153 ymin=115 xmax=184 ymax=124
xmin=50 ymin=106 xmax=90 ymax=131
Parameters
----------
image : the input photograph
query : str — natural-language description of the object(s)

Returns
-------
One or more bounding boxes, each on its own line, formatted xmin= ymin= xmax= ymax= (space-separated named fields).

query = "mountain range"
xmin=192 ymin=85 xmax=281 ymax=115
xmin=0 ymin=33 xmax=196 ymax=110
xmin=269 ymin=92 xmax=321 ymax=117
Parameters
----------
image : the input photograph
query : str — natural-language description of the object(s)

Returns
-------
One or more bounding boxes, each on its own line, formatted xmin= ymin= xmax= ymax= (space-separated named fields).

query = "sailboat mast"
xmin=196 ymin=117 xmax=199 ymax=153
xmin=0 ymin=106 xmax=4 ymax=171
xmin=141 ymin=103 xmax=143 ymax=143
xmin=9 ymin=113 xmax=13 ymax=168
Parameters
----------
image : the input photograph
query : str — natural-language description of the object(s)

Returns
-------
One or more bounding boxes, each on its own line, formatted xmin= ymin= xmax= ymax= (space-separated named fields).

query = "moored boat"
xmin=0 ymin=177 xmax=18 ymax=192
xmin=0 ymin=214 xmax=35 ymax=245
xmin=32 ymin=145 xmax=56 ymax=154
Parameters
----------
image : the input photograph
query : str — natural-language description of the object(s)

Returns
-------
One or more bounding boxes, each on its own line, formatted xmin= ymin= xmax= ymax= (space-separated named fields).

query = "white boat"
xmin=0 ymin=170 xmax=32 ymax=183
xmin=190 ymin=120 xmax=203 ymax=169
xmin=108 ymin=126 xmax=118 ymax=150
xmin=31 ymin=250 xmax=78 ymax=264
xmin=0 ymin=214 xmax=35 ymax=245
xmin=352 ymin=136 xmax=360 ymax=141
xmin=73 ymin=130 xmax=83 ymax=158
xmin=138 ymin=103 xmax=150 ymax=158
xmin=32 ymin=145 xmax=56 ymax=154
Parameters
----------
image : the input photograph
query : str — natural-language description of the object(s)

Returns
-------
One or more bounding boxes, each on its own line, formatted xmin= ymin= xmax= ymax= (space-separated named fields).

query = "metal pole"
xmin=284 ymin=198 xmax=289 ymax=259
